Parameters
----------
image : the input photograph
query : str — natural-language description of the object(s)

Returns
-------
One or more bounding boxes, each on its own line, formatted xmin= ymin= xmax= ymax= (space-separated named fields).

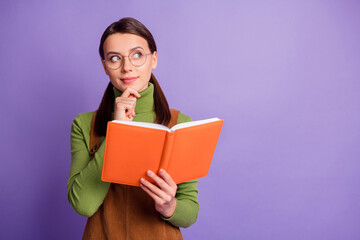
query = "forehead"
xmin=103 ymin=33 xmax=149 ymax=53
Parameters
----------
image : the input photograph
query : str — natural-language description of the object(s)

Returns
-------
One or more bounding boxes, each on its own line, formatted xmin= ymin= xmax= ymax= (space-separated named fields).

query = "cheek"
xmin=107 ymin=72 xmax=120 ymax=86
xmin=141 ymin=65 xmax=153 ymax=80
xmin=107 ymin=72 xmax=116 ymax=80
xmin=141 ymin=61 xmax=153 ymax=73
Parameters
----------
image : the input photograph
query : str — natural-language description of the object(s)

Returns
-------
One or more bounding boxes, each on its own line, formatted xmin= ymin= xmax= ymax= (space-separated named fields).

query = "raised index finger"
xmin=121 ymin=87 xmax=141 ymax=98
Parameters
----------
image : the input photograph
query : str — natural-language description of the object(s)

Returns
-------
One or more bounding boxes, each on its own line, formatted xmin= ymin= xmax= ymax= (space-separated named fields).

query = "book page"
xmin=170 ymin=118 xmax=220 ymax=132
xmin=112 ymin=120 xmax=170 ymax=131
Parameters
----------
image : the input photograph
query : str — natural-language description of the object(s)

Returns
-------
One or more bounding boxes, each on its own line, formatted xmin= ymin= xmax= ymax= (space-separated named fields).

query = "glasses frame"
xmin=103 ymin=48 xmax=152 ymax=70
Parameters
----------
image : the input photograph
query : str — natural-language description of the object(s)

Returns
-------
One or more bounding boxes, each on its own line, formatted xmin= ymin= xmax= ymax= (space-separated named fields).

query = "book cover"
xmin=101 ymin=118 xmax=224 ymax=186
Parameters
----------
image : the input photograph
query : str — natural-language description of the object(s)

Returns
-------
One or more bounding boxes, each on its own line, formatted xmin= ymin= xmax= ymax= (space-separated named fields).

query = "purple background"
xmin=1 ymin=0 xmax=360 ymax=239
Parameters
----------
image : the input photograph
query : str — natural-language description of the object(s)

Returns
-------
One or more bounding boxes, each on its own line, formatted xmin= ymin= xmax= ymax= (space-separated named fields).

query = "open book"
xmin=102 ymin=118 xmax=224 ymax=186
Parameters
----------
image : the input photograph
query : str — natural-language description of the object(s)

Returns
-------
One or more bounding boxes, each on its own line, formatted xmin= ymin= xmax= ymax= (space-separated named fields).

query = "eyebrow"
xmin=106 ymin=46 xmax=144 ymax=56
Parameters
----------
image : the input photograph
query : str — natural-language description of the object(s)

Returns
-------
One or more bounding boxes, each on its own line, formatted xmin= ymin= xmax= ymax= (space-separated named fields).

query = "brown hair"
xmin=95 ymin=17 xmax=171 ymax=136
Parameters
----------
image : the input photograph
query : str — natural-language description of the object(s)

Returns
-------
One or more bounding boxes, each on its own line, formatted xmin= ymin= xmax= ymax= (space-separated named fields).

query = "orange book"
xmin=101 ymin=118 xmax=224 ymax=186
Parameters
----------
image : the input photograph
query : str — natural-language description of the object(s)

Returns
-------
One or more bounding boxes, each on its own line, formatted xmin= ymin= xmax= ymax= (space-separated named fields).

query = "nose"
xmin=121 ymin=56 xmax=133 ymax=72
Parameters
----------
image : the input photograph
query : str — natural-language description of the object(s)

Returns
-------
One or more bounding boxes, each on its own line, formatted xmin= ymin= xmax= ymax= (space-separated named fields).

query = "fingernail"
xmin=140 ymin=178 xmax=145 ymax=182
xmin=147 ymin=170 xmax=152 ymax=175
xmin=159 ymin=169 xmax=164 ymax=174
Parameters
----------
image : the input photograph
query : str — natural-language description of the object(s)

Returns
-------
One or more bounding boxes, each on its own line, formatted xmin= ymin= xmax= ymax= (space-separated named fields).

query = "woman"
xmin=67 ymin=17 xmax=199 ymax=239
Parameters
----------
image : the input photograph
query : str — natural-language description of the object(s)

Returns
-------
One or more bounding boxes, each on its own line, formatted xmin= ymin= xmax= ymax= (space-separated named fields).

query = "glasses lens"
xmin=130 ymin=49 xmax=147 ymax=66
xmin=106 ymin=55 xmax=122 ymax=70
xmin=104 ymin=49 xmax=148 ymax=69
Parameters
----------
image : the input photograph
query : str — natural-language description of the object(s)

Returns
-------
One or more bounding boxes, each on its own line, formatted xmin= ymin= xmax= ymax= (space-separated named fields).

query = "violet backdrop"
xmin=1 ymin=0 xmax=360 ymax=239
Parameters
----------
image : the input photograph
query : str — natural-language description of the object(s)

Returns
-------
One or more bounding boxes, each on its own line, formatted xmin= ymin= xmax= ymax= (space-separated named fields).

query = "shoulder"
xmin=177 ymin=111 xmax=192 ymax=124
xmin=73 ymin=111 xmax=95 ymax=121
xmin=71 ymin=111 xmax=95 ymax=134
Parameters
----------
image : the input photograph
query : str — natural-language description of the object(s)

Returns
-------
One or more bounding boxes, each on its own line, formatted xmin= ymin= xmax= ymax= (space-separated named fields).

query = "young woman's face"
xmin=102 ymin=33 xmax=157 ymax=93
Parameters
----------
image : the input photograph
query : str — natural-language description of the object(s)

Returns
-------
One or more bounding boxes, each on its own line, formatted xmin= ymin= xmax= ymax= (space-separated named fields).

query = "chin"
xmin=127 ymin=83 xmax=143 ymax=92
xmin=113 ymin=79 xmax=148 ymax=93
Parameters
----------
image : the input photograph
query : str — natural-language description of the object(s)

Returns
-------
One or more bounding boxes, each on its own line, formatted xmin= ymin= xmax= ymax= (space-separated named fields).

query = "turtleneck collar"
xmin=112 ymin=82 xmax=155 ymax=114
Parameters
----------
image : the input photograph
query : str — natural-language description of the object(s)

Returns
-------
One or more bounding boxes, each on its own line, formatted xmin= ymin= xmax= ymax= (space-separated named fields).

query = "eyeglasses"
xmin=103 ymin=48 xmax=152 ymax=70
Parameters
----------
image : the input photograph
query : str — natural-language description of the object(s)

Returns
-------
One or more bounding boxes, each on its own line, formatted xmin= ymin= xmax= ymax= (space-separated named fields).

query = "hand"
xmin=113 ymin=87 xmax=141 ymax=121
xmin=140 ymin=169 xmax=177 ymax=218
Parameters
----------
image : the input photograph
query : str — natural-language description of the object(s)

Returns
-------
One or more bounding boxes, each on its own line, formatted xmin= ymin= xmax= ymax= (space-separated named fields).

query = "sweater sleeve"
xmin=67 ymin=113 xmax=111 ymax=217
xmin=161 ymin=112 xmax=200 ymax=228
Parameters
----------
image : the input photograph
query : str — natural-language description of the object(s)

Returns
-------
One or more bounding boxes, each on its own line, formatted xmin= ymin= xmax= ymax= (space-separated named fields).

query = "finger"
xmin=115 ymin=103 xmax=135 ymax=113
xmin=158 ymin=169 xmax=177 ymax=189
xmin=128 ymin=93 xmax=140 ymax=99
xmin=140 ymin=177 xmax=170 ymax=200
xmin=115 ymin=97 xmax=137 ymax=115
xmin=120 ymin=88 xmax=133 ymax=98
xmin=140 ymin=183 xmax=162 ymax=202
xmin=130 ymin=99 xmax=136 ymax=116
xmin=146 ymin=170 xmax=174 ymax=194
xmin=129 ymin=88 xmax=141 ymax=98
xmin=115 ymin=97 xmax=137 ymax=105
xmin=127 ymin=111 xmax=135 ymax=119
xmin=114 ymin=99 xmax=136 ymax=109
xmin=114 ymin=103 xmax=136 ymax=121
xmin=121 ymin=87 xmax=141 ymax=98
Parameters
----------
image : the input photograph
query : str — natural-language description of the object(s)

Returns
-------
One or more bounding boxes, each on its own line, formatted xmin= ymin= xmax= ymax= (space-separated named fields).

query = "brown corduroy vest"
xmin=82 ymin=109 xmax=183 ymax=240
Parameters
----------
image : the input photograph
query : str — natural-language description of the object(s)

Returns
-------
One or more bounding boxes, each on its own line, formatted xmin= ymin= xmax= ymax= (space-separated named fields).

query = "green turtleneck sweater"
xmin=67 ymin=83 xmax=199 ymax=228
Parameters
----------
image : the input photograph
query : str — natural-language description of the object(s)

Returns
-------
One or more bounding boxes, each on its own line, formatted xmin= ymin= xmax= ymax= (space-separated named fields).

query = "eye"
xmin=110 ymin=56 xmax=121 ymax=62
xmin=132 ymin=51 xmax=143 ymax=59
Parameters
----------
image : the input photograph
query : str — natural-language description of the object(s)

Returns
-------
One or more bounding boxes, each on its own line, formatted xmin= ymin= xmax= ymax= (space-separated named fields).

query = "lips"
xmin=121 ymin=76 xmax=137 ymax=84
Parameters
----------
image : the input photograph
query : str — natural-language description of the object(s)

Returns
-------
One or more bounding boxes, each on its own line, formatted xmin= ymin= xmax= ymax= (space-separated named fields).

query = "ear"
xmin=101 ymin=58 xmax=109 ymax=75
xmin=151 ymin=51 xmax=157 ymax=70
